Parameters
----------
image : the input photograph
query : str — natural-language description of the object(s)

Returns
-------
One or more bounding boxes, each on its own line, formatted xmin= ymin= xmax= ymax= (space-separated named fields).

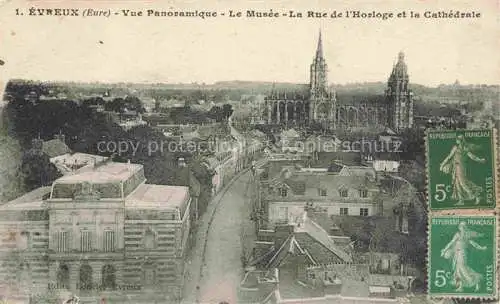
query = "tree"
xmin=0 ymin=132 xmax=26 ymax=201
xmin=21 ymin=153 xmax=61 ymax=191
xmin=209 ymin=106 xmax=223 ymax=122
xmin=104 ymin=98 xmax=121 ymax=113
xmin=124 ymin=95 xmax=145 ymax=113
xmin=222 ymin=104 xmax=234 ymax=120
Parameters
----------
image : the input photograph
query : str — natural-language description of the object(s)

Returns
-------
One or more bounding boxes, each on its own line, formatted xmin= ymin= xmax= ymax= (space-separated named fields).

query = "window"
xmin=17 ymin=263 xmax=31 ymax=288
xmin=319 ymin=189 xmax=327 ymax=196
xmin=359 ymin=189 xmax=368 ymax=198
xmin=103 ymin=230 xmax=115 ymax=252
xmin=143 ymin=267 xmax=156 ymax=287
xmin=395 ymin=214 xmax=401 ymax=231
xmin=57 ymin=231 xmax=70 ymax=252
xmin=144 ymin=230 xmax=156 ymax=250
xmin=339 ymin=189 xmax=348 ymax=197
xmin=381 ymin=258 xmax=390 ymax=271
xmin=18 ymin=231 xmax=30 ymax=250
xmin=101 ymin=264 xmax=116 ymax=290
xmin=277 ymin=206 xmax=288 ymax=221
xmin=401 ymin=216 xmax=409 ymax=234
xmin=57 ymin=264 xmax=70 ymax=289
xmin=80 ymin=230 xmax=92 ymax=252
xmin=79 ymin=264 xmax=93 ymax=290
xmin=280 ymin=188 xmax=288 ymax=197
xmin=360 ymin=208 xmax=369 ymax=217
xmin=340 ymin=208 xmax=349 ymax=216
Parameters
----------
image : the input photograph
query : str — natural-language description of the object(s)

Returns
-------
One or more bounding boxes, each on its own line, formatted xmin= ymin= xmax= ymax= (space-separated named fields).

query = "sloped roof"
xmin=0 ymin=186 xmax=51 ymax=210
xmin=42 ymin=139 xmax=71 ymax=158
xmin=339 ymin=166 xmax=377 ymax=180
xmin=312 ymin=152 xmax=361 ymax=168
xmin=265 ymin=235 xmax=313 ymax=269
xmin=328 ymin=162 xmax=344 ymax=173
xmin=283 ymin=179 xmax=306 ymax=195
xmin=276 ymin=172 xmax=377 ymax=196
xmin=249 ymin=129 xmax=267 ymax=139
xmin=260 ymin=219 xmax=352 ymax=269
xmin=297 ymin=217 xmax=353 ymax=262
xmin=281 ymin=128 xmax=300 ymax=138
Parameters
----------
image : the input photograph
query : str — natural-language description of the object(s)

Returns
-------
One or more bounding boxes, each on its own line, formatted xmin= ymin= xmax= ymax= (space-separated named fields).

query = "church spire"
xmin=316 ymin=29 xmax=324 ymax=60
xmin=310 ymin=29 xmax=328 ymax=95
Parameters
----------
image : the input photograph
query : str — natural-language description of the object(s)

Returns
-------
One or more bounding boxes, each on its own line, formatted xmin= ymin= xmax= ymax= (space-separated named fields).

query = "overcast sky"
xmin=0 ymin=0 xmax=498 ymax=88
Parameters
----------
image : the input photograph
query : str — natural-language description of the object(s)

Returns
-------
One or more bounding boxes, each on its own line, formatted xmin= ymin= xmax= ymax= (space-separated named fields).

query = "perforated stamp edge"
xmin=424 ymin=128 xmax=499 ymax=300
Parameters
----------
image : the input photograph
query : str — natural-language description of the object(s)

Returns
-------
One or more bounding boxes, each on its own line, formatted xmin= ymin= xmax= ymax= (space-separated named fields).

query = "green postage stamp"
xmin=428 ymin=215 xmax=497 ymax=299
xmin=426 ymin=129 xmax=497 ymax=210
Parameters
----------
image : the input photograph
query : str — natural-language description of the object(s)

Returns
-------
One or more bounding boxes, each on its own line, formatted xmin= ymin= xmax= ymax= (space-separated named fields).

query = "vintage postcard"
xmin=0 ymin=0 xmax=498 ymax=304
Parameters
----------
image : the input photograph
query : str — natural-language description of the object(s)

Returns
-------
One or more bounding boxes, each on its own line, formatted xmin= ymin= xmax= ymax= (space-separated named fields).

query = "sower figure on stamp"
xmin=440 ymin=222 xmax=487 ymax=292
xmin=439 ymin=135 xmax=486 ymax=205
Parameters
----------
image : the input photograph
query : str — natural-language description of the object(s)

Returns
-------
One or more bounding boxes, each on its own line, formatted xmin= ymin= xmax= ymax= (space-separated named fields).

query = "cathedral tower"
xmin=386 ymin=51 xmax=414 ymax=130
xmin=310 ymin=30 xmax=328 ymax=94
xmin=309 ymin=30 xmax=336 ymax=128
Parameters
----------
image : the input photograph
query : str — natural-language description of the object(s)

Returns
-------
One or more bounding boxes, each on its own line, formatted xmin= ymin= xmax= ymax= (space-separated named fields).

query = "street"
xmin=182 ymin=170 xmax=256 ymax=304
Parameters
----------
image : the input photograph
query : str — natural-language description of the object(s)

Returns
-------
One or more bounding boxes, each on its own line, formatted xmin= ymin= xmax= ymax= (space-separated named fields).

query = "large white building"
xmin=0 ymin=161 xmax=192 ymax=303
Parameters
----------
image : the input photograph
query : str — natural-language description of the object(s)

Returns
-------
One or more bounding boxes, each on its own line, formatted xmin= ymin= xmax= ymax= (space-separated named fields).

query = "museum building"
xmin=0 ymin=160 xmax=192 ymax=303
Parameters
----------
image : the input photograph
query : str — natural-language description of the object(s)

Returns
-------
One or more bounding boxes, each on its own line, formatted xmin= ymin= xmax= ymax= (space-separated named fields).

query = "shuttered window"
xmin=103 ymin=230 xmax=115 ymax=252
xmin=81 ymin=230 xmax=92 ymax=252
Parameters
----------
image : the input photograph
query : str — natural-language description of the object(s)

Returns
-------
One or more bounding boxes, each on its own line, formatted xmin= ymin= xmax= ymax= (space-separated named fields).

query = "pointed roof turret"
xmin=390 ymin=51 xmax=408 ymax=79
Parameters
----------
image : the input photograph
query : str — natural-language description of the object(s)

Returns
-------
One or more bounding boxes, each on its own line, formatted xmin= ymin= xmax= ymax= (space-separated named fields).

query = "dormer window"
xmin=280 ymin=188 xmax=288 ymax=197
xmin=319 ymin=188 xmax=327 ymax=196
xmin=359 ymin=189 xmax=368 ymax=198
xmin=339 ymin=188 xmax=348 ymax=198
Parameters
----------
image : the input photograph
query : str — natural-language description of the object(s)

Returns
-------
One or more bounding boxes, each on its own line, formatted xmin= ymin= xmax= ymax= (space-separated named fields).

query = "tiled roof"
xmin=297 ymin=218 xmax=353 ymax=263
xmin=277 ymin=172 xmax=377 ymax=196
xmin=265 ymin=235 xmax=310 ymax=269
xmin=259 ymin=219 xmax=352 ymax=270
xmin=338 ymin=166 xmax=376 ymax=179
xmin=283 ymin=179 xmax=306 ymax=195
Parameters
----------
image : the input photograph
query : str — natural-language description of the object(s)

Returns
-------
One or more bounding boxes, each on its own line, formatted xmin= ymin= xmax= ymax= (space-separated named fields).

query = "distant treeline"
xmin=2 ymin=82 xmax=216 ymax=216
xmin=5 ymin=79 xmax=498 ymax=105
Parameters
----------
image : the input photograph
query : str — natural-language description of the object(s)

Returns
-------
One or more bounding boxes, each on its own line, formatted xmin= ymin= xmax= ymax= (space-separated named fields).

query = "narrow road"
xmin=182 ymin=171 xmax=256 ymax=304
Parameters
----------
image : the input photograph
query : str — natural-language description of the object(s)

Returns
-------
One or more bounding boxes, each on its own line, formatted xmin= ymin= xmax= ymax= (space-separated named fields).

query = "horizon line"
xmin=5 ymin=78 xmax=500 ymax=88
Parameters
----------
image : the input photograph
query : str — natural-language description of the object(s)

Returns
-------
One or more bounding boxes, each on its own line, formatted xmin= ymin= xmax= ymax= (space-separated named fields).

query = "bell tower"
xmin=386 ymin=51 xmax=414 ymax=130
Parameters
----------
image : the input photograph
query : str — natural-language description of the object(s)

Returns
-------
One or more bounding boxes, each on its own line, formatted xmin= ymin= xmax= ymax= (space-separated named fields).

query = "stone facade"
xmin=0 ymin=161 xmax=192 ymax=303
xmin=265 ymin=31 xmax=414 ymax=132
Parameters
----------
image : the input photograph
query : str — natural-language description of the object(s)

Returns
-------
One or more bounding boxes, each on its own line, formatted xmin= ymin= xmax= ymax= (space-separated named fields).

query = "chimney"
xmin=54 ymin=130 xmax=65 ymax=144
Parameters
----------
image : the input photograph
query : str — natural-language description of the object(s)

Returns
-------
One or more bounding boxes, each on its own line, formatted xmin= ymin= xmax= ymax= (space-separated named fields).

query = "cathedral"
xmin=264 ymin=31 xmax=414 ymax=132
